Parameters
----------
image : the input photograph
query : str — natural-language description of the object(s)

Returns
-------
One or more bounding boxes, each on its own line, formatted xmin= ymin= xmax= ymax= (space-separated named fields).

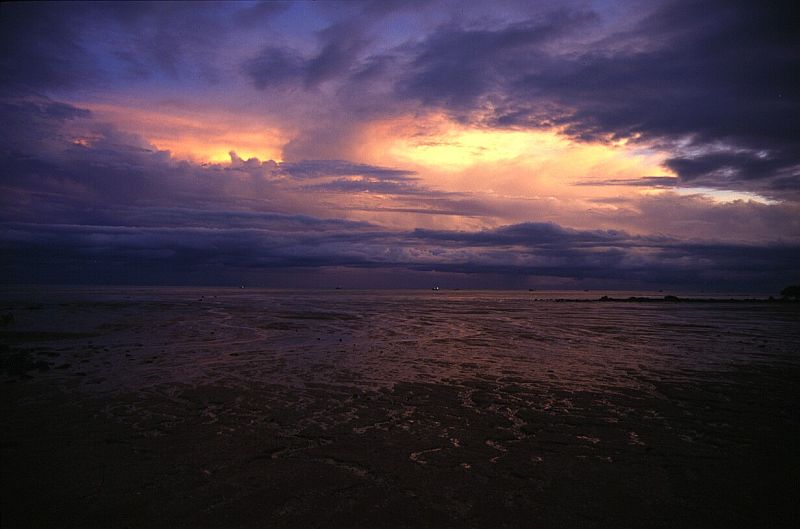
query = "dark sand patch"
xmin=1 ymin=289 xmax=799 ymax=528
xmin=0 ymin=331 xmax=100 ymax=343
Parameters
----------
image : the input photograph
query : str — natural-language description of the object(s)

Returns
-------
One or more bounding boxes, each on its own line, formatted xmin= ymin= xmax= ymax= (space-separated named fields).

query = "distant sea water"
xmin=1 ymin=286 xmax=798 ymax=528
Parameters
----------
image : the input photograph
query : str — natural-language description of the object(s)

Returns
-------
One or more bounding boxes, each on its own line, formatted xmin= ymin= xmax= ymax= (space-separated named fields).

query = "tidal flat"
xmin=1 ymin=287 xmax=798 ymax=528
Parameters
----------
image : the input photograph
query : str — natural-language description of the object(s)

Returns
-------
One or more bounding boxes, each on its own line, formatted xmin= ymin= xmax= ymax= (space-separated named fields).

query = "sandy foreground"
xmin=1 ymin=287 xmax=799 ymax=528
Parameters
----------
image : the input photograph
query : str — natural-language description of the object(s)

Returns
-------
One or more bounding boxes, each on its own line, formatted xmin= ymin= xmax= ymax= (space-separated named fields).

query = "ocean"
xmin=2 ymin=287 xmax=798 ymax=527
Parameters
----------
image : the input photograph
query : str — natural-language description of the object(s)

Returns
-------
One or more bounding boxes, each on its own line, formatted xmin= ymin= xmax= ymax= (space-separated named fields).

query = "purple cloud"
xmin=2 ymin=1 xmax=799 ymax=291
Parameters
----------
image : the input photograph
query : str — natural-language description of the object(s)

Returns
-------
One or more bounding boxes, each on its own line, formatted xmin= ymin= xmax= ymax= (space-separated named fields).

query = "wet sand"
xmin=2 ymin=287 xmax=799 ymax=528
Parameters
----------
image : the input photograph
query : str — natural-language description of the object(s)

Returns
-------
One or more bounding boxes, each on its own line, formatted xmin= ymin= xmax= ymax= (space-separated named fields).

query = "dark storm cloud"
xmin=65 ymin=207 xmax=375 ymax=233
xmin=6 ymin=1 xmax=797 ymax=196
xmin=304 ymin=23 xmax=369 ymax=88
xmin=1 ymin=1 xmax=278 ymax=89
xmin=3 ymin=96 xmax=796 ymax=290
xmin=0 ymin=2 xmax=94 ymax=91
xmin=392 ymin=0 xmax=800 ymax=195
xmin=4 ymin=216 xmax=798 ymax=290
xmin=0 ymin=97 xmax=91 ymax=155
xmin=402 ymin=223 xmax=800 ymax=286
xmin=97 ymin=1 xmax=234 ymax=80
xmin=412 ymin=222 xmax=634 ymax=246
xmin=396 ymin=9 xmax=597 ymax=110
xmin=244 ymin=1 xmax=390 ymax=90
xmin=243 ymin=47 xmax=307 ymax=89
xmin=246 ymin=40 xmax=365 ymax=91
xmin=2 ymin=2 xmax=799 ymax=289
xmin=664 ymin=150 xmax=800 ymax=193
xmin=0 ymin=220 xmax=390 ymax=285
xmin=0 ymin=94 xmax=796 ymax=289
xmin=243 ymin=0 xmax=800 ymax=196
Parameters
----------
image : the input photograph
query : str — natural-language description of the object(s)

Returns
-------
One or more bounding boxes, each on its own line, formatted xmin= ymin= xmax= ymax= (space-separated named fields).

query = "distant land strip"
xmin=532 ymin=296 xmax=800 ymax=303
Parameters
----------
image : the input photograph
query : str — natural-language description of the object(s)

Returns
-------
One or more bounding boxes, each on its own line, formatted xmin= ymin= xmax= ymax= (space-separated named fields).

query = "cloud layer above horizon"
xmin=1 ymin=0 xmax=798 ymax=290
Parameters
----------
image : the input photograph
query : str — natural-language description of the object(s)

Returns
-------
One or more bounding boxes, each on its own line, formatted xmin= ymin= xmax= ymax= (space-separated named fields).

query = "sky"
xmin=1 ymin=0 xmax=798 ymax=291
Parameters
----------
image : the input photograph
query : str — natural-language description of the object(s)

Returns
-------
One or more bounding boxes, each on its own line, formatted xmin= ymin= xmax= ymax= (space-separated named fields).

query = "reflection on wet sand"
xmin=2 ymin=288 xmax=799 ymax=527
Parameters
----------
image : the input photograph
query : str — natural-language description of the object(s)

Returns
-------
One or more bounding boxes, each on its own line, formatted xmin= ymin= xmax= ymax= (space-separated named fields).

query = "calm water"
xmin=2 ymin=287 xmax=799 ymax=527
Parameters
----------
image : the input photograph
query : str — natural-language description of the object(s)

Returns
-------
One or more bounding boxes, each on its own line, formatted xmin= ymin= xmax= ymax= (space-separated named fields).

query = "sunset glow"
xmin=358 ymin=114 xmax=673 ymax=203
xmin=1 ymin=0 xmax=797 ymax=290
xmin=83 ymin=102 xmax=288 ymax=163
xmin=3 ymin=4 xmax=798 ymax=527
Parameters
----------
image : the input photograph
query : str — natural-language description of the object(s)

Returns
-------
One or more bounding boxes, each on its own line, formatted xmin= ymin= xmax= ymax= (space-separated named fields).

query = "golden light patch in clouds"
xmin=81 ymin=102 xmax=287 ymax=163
xmin=389 ymin=120 xmax=565 ymax=171
xmin=361 ymin=113 xmax=671 ymax=200
xmin=675 ymin=187 xmax=778 ymax=204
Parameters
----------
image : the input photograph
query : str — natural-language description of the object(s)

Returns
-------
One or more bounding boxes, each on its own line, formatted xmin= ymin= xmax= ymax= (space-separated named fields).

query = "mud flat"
xmin=2 ymin=287 xmax=799 ymax=528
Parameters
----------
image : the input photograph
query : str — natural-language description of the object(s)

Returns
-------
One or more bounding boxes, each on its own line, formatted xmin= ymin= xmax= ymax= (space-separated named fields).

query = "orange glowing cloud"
xmin=358 ymin=113 xmax=672 ymax=200
xmin=80 ymin=102 xmax=289 ymax=163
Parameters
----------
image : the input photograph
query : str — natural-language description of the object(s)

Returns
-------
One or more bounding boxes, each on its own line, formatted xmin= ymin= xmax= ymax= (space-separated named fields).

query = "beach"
xmin=2 ymin=287 xmax=798 ymax=528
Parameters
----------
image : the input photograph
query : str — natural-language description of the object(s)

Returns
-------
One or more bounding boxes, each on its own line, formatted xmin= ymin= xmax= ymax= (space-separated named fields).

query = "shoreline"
xmin=539 ymin=295 xmax=800 ymax=303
